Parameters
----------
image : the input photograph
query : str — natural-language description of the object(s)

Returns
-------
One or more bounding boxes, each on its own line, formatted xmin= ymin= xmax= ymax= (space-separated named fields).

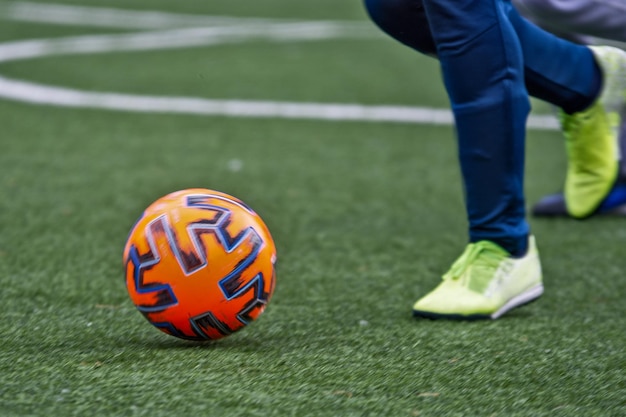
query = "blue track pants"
xmin=365 ymin=0 xmax=600 ymax=255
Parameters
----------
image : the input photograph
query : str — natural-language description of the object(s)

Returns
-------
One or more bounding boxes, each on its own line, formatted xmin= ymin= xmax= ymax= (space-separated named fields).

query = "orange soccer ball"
xmin=123 ymin=189 xmax=276 ymax=341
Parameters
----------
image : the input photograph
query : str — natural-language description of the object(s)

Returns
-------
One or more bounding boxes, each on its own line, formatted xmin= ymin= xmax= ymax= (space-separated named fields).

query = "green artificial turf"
xmin=0 ymin=2 xmax=624 ymax=416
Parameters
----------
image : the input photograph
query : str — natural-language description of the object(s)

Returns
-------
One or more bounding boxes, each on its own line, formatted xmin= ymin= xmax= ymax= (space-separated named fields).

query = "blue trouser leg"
xmin=503 ymin=1 xmax=600 ymax=114
xmin=421 ymin=0 xmax=529 ymax=255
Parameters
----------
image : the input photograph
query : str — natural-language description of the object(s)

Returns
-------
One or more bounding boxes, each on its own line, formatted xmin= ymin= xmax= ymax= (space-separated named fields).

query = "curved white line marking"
xmin=3 ymin=1 xmax=374 ymax=32
xmin=0 ymin=2 xmax=559 ymax=129
xmin=0 ymin=23 xmax=372 ymax=63
xmin=0 ymin=75 xmax=459 ymax=123
xmin=0 ymin=75 xmax=559 ymax=129
xmin=3 ymin=1 xmax=290 ymax=29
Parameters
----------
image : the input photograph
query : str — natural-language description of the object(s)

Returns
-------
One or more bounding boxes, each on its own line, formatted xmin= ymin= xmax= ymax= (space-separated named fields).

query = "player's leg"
xmin=412 ymin=0 xmax=547 ymax=320
xmin=364 ymin=0 xmax=624 ymax=318
xmin=417 ymin=0 xmax=531 ymax=256
xmin=365 ymin=0 xmax=626 ymax=219
xmin=366 ymin=0 xmax=545 ymax=319
xmin=363 ymin=0 xmax=619 ymax=319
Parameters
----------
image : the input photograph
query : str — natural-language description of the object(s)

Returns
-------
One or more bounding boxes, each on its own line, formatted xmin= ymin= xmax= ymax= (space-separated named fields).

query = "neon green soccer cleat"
xmin=412 ymin=237 xmax=543 ymax=320
xmin=560 ymin=46 xmax=626 ymax=218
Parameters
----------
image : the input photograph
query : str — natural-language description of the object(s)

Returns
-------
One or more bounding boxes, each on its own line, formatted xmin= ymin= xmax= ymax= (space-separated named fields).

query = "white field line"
xmin=0 ymin=75 xmax=559 ymax=129
xmin=0 ymin=75 xmax=458 ymax=124
xmin=1 ymin=0 xmax=375 ymax=34
xmin=0 ymin=23 xmax=374 ymax=63
xmin=2 ymin=1 xmax=288 ymax=29
xmin=0 ymin=2 xmax=559 ymax=129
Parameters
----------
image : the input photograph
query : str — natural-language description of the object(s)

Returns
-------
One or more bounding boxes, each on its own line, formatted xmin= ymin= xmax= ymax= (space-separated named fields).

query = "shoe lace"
xmin=443 ymin=241 xmax=507 ymax=282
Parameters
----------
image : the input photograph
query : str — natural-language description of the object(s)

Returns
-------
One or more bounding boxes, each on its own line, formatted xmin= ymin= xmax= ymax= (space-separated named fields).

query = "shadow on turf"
xmin=408 ymin=285 xmax=544 ymax=322
xmin=114 ymin=305 xmax=540 ymax=351
xmin=116 ymin=333 xmax=269 ymax=351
